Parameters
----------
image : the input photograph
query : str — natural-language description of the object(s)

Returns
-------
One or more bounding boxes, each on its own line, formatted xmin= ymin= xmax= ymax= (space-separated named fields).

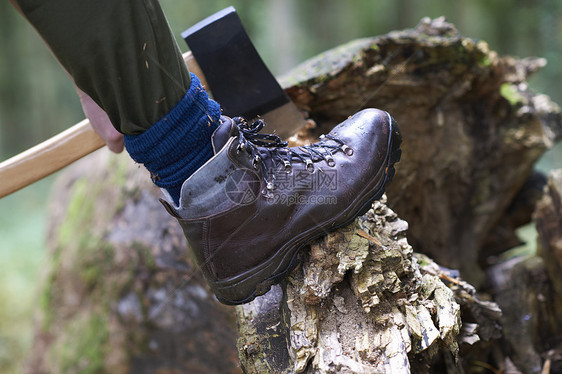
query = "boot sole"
xmin=214 ymin=114 xmax=402 ymax=305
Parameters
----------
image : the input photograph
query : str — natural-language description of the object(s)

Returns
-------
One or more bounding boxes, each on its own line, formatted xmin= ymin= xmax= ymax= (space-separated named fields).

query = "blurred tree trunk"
xmin=26 ymin=17 xmax=562 ymax=374
xmin=25 ymin=152 xmax=243 ymax=374
xmin=485 ymin=170 xmax=562 ymax=374
xmin=265 ymin=0 xmax=300 ymax=74
xmin=395 ymin=0 xmax=415 ymax=28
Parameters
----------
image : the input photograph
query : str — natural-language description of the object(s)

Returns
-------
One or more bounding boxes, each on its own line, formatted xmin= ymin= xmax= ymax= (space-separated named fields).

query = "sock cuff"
xmin=123 ymin=73 xmax=221 ymax=164
xmin=123 ymin=73 xmax=221 ymax=196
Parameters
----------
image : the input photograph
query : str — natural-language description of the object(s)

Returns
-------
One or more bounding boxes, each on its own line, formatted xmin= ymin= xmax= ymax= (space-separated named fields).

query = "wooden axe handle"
xmin=0 ymin=52 xmax=205 ymax=199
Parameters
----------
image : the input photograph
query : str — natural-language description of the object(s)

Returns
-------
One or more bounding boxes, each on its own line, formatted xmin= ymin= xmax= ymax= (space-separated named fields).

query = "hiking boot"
xmin=160 ymin=108 xmax=402 ymax=305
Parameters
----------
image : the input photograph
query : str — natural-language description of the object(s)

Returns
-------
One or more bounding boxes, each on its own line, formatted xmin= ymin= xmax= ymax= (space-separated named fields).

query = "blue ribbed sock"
xmin=124 ymin=73 xmax=221 ymax=205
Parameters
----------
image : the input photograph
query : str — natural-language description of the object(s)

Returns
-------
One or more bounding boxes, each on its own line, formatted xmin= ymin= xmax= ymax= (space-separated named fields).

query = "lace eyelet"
xmin=326 ymin=157 xmax=336 ymax=167
xmin=252 ymin=155 xmax=261 ymax=169
xmin=305 ymin=159 xmax=314 ymax=173
xmin=262 ymin=188 xmax=274 ymax=200
xmin=342 ymin=145 xmax=354 ymax=156
xmin=283 ymin=161 xmax=292 ymax=173
xmin=236 ymin=142 xmax=246 ymax=155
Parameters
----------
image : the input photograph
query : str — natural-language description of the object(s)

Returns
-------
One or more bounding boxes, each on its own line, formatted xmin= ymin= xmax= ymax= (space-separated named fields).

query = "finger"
xmin=106 ymin=132 xmax=125 ymax=153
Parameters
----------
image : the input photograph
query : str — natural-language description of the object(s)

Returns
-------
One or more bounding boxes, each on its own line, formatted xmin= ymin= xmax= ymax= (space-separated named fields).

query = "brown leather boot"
xmin=161 ymin=109 xmax=402 ymax=305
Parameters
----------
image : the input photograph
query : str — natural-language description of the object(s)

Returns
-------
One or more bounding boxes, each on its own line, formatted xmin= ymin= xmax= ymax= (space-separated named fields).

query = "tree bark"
xmin=236 ymin=197 xmax=502 ymax=373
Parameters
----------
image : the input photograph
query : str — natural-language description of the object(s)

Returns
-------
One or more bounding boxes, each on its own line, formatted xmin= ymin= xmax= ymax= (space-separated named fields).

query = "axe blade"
xmin=182 ymin=7 xmax=305 ymax=138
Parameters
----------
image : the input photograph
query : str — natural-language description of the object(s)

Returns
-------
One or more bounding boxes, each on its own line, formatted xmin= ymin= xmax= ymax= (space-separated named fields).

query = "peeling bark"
xmin=237 ymin=198 xmax=501 ymax=373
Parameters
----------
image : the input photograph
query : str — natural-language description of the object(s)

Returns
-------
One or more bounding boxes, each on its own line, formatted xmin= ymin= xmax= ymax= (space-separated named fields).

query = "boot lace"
xmin=232 ymin=117 xmax=353 ymax=196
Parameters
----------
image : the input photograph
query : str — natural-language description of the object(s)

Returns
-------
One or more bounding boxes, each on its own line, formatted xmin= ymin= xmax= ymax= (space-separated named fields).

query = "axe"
xmin=0 ymin=6 xmax=305 ymax=199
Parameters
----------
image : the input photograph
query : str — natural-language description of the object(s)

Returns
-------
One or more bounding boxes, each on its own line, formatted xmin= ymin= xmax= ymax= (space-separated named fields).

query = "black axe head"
xmin=182 ymin=7 xmax=304 ymax=138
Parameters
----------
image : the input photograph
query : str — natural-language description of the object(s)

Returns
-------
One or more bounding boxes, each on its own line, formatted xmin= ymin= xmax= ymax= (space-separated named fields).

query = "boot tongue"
xmin=211 ymin=116 xmax=238 ymax=154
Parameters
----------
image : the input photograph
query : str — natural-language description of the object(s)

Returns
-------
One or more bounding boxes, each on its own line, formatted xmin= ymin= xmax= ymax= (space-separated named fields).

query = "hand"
xmin=76 ymin=88 xmax=124 ymax=153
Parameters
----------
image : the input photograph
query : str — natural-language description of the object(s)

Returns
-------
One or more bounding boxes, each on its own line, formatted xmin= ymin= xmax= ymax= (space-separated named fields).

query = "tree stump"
xmin=26 ymin=17 xmax=562 ymax=374
xmin=238 ymin=16 xmax=561 ymax=373
xmin=282 ymin=16 xmax=561 ymax=286
xmin=236 ymin=198 xmax=502 ymax=373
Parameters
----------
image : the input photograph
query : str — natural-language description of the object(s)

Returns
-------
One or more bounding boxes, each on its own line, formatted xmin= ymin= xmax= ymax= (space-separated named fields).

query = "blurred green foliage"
xmin=0 ymin=178 xmax=50 ymax=374
xmin=2 ymin=0 xmax=562 ymax=159
xmin=0 ymin=0 xmax=561 ymax=372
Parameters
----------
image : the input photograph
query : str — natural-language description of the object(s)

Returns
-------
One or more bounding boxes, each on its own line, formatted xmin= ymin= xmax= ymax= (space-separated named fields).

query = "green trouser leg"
xmin=15 ymin=0 xmax=190 ymax=135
